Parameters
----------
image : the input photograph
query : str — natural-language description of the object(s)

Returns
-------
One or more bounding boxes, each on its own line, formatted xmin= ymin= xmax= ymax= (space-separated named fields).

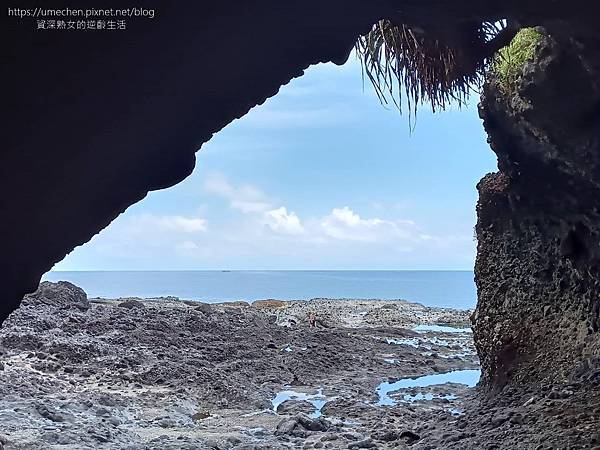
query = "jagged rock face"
xmin=22 ymin=281 xmax=89 ymax=311
xmin=474 ymin=30 xmax=600 ymax=390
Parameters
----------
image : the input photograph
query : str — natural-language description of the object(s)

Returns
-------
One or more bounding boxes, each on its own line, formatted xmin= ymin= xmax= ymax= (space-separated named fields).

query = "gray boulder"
xmin=22 ymin=281 xmax=89 ymax=311
xmin=118 ymin=299 xmax=145 ymax=309
xmin=276 ymin=399 xmax=315 ymax=415
xmin=195 ymin=303 xmax=213 ymax=314
xmin=275 ymin=413 xmax=329 ymax=437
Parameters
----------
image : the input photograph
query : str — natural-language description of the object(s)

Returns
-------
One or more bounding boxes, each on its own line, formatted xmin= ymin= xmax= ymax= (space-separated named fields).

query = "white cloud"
xmin=264 ymin=207 xmax=305 ymax=235
xmin=55 ymin=172 xmax=474 ymax=271
xmin=177 ymin=240 xmax=199 ymax=251
xmin=110 ymin=213 xmax=207 ymax=236
xmin=203 ymin=177 xmax=442 ymax=248
xmin=319 ymin=207 xmax=416 ymax=243
xmin=204 ymin=173 xmax=272 ymax=213
xmin=204 ymin=175 xmax=305 ymax=235
xmin=151 ymin=215 xmax=207 ymax=233
xmin=202 ymin=176 xmax=429 ymax=246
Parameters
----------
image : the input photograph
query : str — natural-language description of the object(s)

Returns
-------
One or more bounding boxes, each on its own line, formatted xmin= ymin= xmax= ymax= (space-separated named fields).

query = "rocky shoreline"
xmin=0 ymin=282 xmax=598 ymax=449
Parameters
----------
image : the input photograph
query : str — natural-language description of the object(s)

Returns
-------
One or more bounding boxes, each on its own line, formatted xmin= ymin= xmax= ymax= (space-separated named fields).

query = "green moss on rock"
xmin=493 ymin=27 xmax=544 ymax=93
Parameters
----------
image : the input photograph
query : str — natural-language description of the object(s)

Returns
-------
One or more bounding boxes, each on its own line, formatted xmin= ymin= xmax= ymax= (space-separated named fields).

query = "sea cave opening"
xmin=21 ymin=54 xmax=496 ymax=446
xmin=4 ymin=6 xmax=600 ymax=447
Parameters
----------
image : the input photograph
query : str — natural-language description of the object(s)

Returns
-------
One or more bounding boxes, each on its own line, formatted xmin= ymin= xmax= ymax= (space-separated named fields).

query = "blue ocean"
xmin=42 ymin=271 xmax=476 ymax=310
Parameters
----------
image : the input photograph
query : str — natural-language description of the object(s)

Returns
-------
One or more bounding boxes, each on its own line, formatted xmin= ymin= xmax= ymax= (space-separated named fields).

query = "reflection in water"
xmin=376 ymin=369 xmax=481 ymax=406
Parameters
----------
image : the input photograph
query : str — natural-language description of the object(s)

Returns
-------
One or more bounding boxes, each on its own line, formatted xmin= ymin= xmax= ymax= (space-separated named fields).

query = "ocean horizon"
xmin=42 ymin=270 xmax=476 ymax=310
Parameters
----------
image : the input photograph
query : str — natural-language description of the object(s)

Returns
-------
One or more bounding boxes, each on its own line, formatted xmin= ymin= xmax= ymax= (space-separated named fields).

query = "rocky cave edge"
xmin=3 ymin=0 xmax=600 ymax=394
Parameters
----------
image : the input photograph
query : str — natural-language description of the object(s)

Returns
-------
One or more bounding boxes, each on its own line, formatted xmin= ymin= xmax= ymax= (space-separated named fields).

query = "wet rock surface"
xmin=0 ymin=282 xmax=597 ymax=448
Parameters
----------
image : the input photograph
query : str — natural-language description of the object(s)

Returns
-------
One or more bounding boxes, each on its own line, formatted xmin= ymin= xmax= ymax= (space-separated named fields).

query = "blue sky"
xmin=54 ymin=56 xmax=497 ymax=271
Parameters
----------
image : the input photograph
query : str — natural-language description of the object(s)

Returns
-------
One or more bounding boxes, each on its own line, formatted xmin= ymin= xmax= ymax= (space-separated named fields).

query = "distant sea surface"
xmin=42 ymin=271 xmax=476 ymax=310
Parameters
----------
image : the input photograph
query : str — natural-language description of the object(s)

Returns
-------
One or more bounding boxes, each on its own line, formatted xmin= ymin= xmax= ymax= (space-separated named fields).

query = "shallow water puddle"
xmin=386 ymin=336 xmax=450 ymax=348
xmin=376 ymin=369 xmax=480 ymax=406
xmin=413 ymin=324 xmax=472 ymax=333
xmin=271 ymin=388 xmax=336 ymax=418
xmin=449 ymin=407 xmax=465 ymax=416
xmin=281 ymin=345 xmax=308 ymax=353
xmin=386 ymin=337 xmax=420 ymax=347
xmin=422 ymin=351 xmax=474 ymax=359
xmin=426 ymin=336 xmax=451 ymax=346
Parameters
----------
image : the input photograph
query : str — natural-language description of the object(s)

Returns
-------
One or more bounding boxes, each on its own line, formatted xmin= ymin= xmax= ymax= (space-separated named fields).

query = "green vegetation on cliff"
xmin=356 ymin=22 xmax=546 ymax=113
xmin=493 ymin=27 xmax=544 ymax=93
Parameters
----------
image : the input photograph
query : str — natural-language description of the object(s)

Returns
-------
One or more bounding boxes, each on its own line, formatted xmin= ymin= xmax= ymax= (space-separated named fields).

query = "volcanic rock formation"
xmin=474 ymin=29 xmax=600 ymax=390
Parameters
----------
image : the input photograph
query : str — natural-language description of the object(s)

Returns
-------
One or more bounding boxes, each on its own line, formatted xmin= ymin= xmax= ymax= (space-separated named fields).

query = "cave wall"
xmin=3 ymin=0 xmax=402 ymax=323
xmin=474 ymin=28 xmax=600 ymax=390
